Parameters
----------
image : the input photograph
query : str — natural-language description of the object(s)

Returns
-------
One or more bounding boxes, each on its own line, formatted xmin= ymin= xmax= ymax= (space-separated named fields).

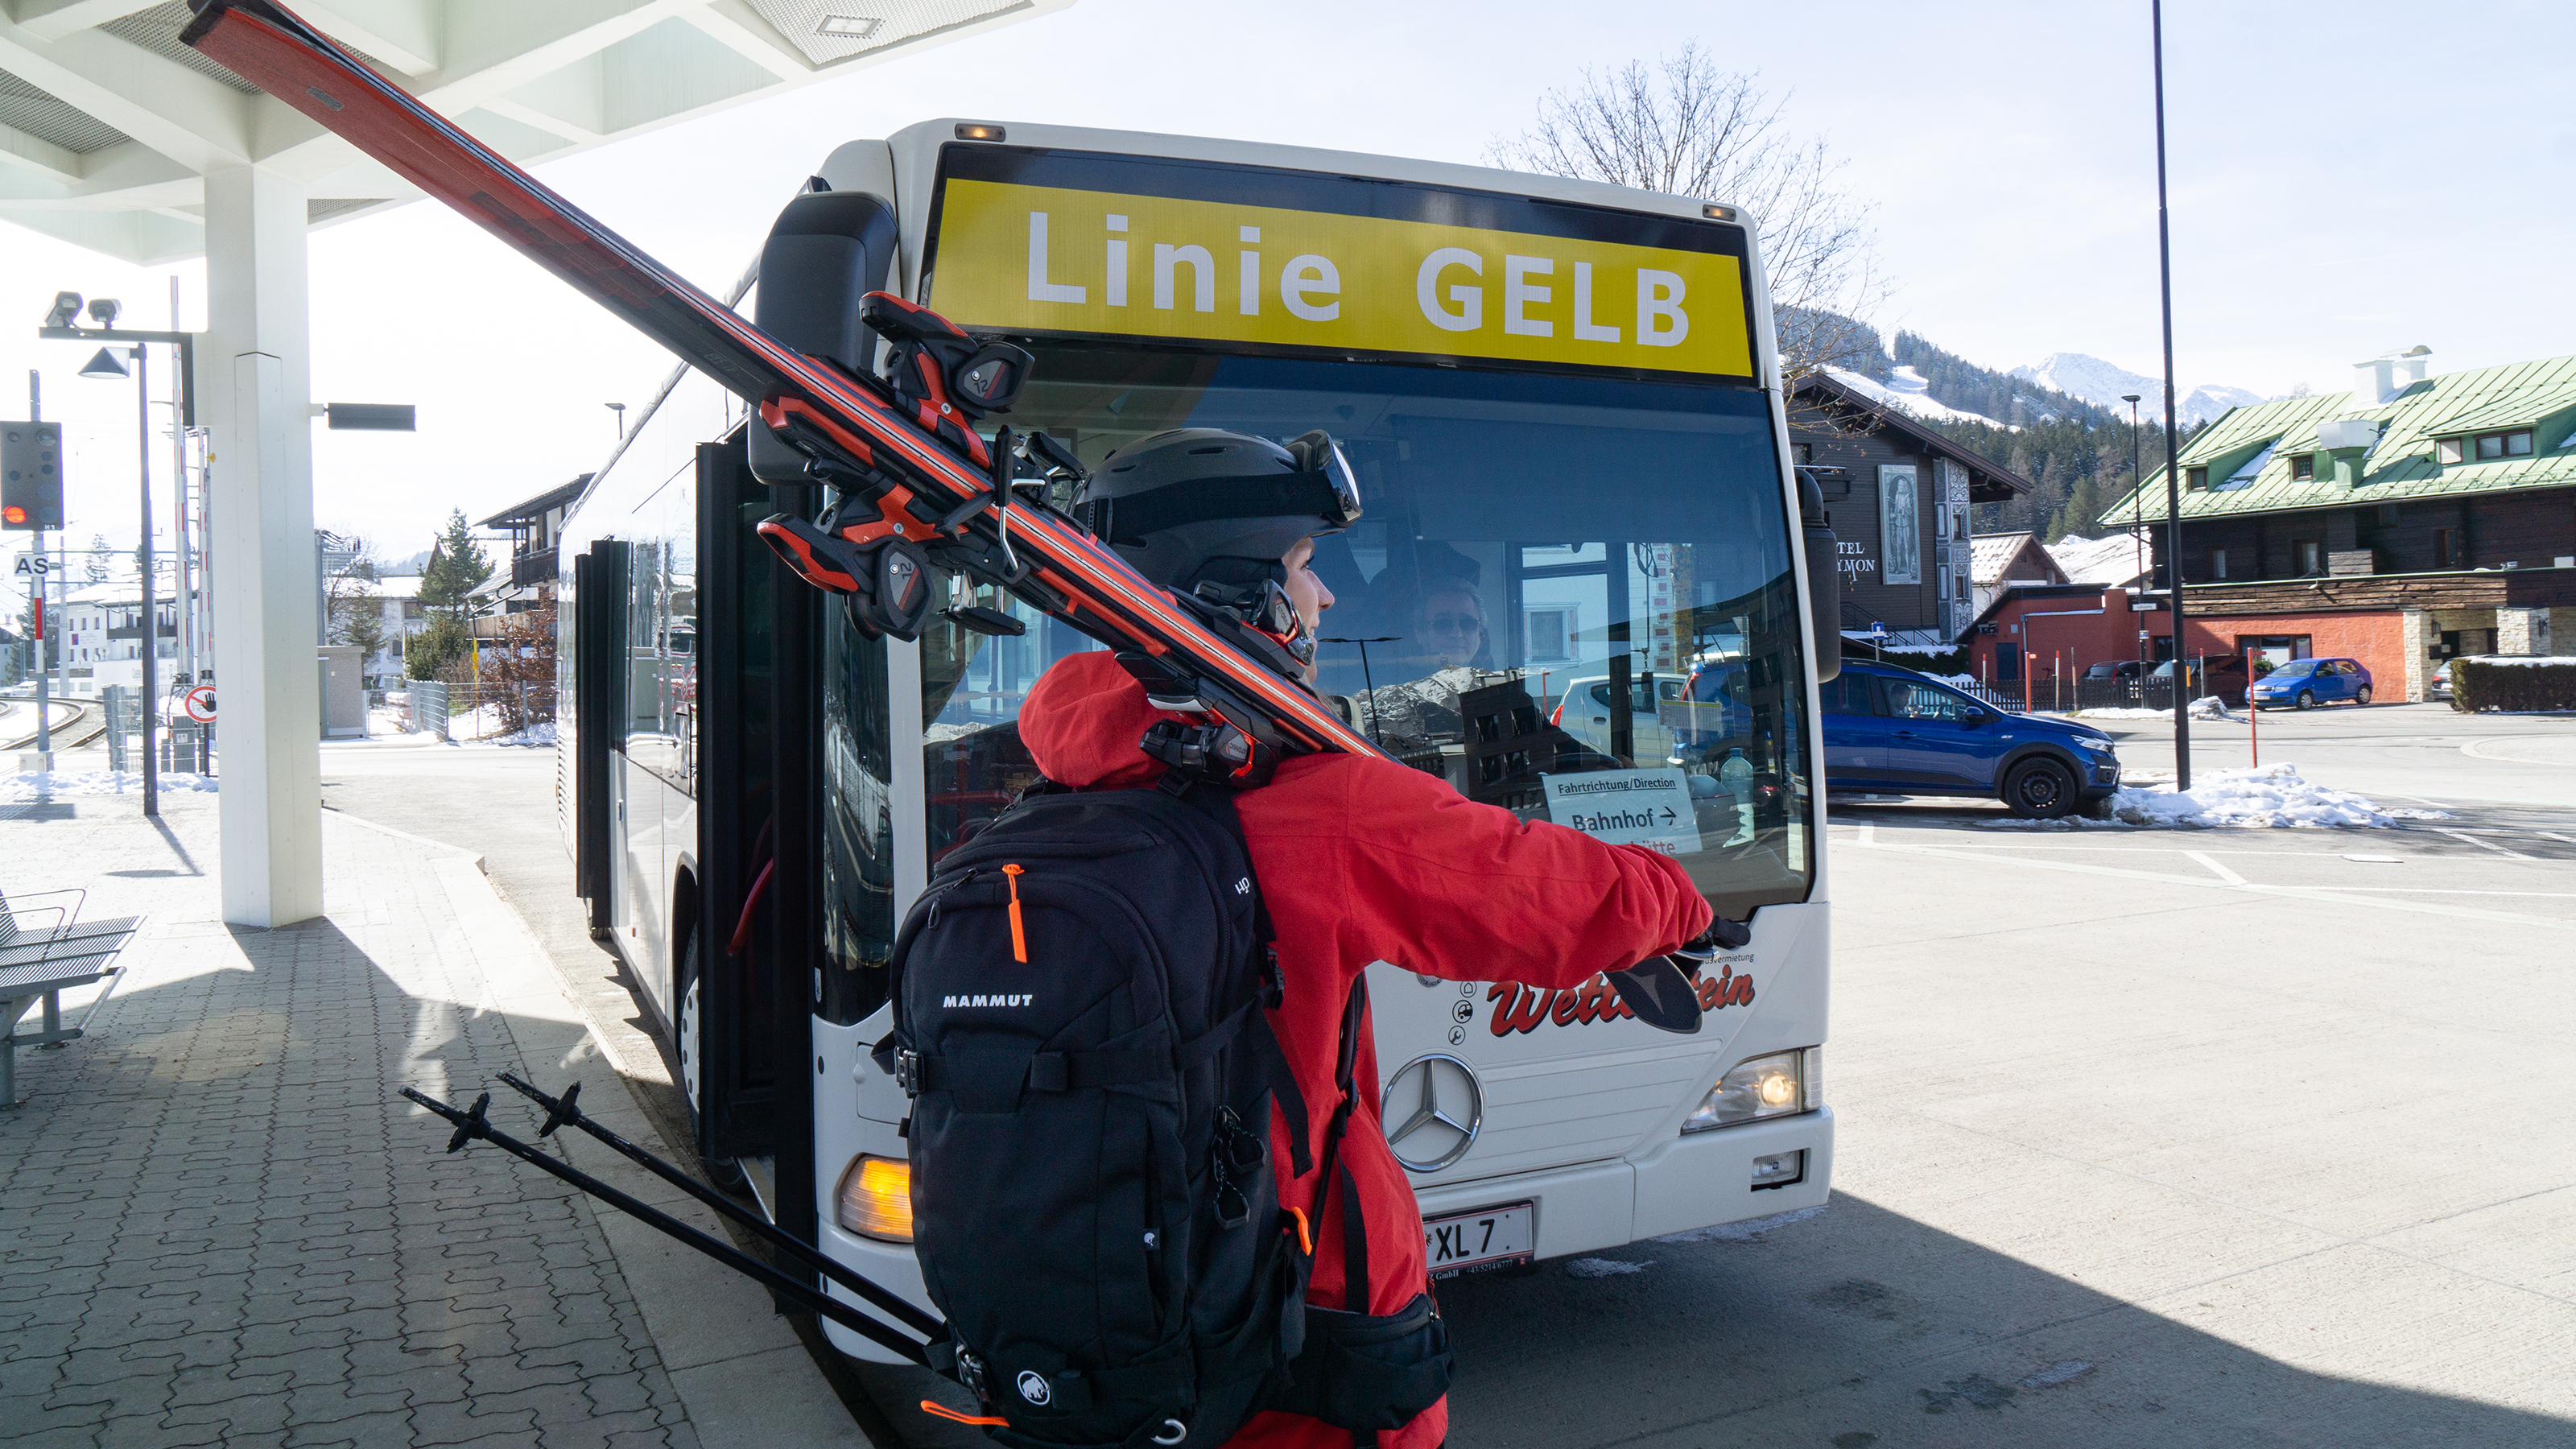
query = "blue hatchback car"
xmin=2248 ymin=656 xmax=2373 ymax=710
xmin=1821 ymin=660 xmax=2122 ymax=818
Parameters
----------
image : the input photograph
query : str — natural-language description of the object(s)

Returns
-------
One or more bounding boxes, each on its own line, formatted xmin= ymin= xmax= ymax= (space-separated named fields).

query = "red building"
xmin=1962 ymin=585 xmax=2174 ymax=699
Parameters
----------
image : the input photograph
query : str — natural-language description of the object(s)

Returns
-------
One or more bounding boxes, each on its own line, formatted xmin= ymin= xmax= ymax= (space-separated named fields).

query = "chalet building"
xmin=52 ymin=583 xmax=177 ymax=696
xmin=1968 ymin=532 xmax=2066 ymax=618
xmin=1791 ymin=374 xmax=2034 ymax=648
xmin=2104 ymin=348 xmax=2575 ymax=697
xmin=476 ymin=474 xmax=588 ymax=628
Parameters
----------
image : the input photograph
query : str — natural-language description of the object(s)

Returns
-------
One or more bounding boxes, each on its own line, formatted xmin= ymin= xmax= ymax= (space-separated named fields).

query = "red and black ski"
xmin=180 ymin=0 xmax=1383 ymax=762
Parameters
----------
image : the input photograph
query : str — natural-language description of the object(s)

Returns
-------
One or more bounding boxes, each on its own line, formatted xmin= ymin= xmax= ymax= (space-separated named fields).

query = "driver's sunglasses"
xmin=1426 ymin=613 xmax=1484 ymax=634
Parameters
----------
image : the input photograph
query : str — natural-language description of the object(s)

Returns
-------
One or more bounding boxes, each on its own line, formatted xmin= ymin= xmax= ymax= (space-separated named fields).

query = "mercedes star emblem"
xmin=1381 ymin=1053 xmax=1483 ymax=1172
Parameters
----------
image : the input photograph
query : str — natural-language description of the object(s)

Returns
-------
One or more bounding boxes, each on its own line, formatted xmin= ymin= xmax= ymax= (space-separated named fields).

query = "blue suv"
xmin=1822 ymin=660 xmax=2122 ymax=818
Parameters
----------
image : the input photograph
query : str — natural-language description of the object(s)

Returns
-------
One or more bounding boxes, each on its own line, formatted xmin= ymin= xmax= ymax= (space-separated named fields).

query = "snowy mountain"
xmin=2011 ymin=353 xmax=2267 ymax=427
xmin=1827 ymin=365 xmax=2011 ymax=428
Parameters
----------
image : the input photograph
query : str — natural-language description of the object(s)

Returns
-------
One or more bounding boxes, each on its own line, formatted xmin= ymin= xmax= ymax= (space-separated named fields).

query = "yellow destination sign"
xmin=931 ymin=179 xmax=1754 ymax=378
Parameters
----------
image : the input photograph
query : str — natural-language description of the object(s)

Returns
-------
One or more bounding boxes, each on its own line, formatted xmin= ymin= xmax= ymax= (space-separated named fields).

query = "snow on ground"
xmin=450 ymin=704 xmax=509 ymax=739
xmin=365 ymin=707 xmax=444 ymax=743
xmin=1826 ymin=368 xmax=2011 ymax=428
xmin=5 ymin=770 xmax=218 ymax=800
xmin=2069 ymin=696 xmax=2235 ymax=721
xmin=1984 ymin=763 xmax=2409 ymax=830
xmin=487 ymin=721 xmax=558 ymax=747
xmin=1564 ymin=1258 xmax=1652 ymax=1278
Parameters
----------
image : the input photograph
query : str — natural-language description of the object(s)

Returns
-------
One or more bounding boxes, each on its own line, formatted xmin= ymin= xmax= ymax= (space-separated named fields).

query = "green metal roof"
xmin=2104 ymin=354 xmax=2576 ymax=526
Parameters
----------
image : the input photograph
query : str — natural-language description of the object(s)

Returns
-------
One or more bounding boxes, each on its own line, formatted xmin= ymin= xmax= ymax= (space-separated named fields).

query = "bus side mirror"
xmin=1796 ymin=467 xmax=1841 ymax=683
xmin=749 ymin=188 xmax=900 ymax=486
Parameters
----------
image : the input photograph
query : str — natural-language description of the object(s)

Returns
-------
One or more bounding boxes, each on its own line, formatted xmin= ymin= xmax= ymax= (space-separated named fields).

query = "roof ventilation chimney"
xmin=2396 ymin=344 xmax=2432 ymax=389
xmin=2352 ymin=355 xmax=2396 ymax=407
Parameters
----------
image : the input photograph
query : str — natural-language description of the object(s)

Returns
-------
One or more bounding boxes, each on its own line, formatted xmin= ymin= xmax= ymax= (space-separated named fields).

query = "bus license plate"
xmin=1423 ymin=1202 xmax=1534 ymax=1279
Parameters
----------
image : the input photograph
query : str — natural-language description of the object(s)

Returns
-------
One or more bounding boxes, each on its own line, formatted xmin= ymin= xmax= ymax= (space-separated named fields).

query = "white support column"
xmin=204 ymin=164 xmax=323 ymax=928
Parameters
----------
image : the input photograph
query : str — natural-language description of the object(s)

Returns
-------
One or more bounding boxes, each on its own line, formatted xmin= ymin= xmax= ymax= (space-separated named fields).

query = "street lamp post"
xmin=44 ymin=291 xmax=201 ymax=810
xmin=2151 ymin=0 xmax=2192 ymax=790
xmin=78 ymin=328 xmax=158 ymax=816
xmin=2124 ymin=394 xmax=2146 ymax=665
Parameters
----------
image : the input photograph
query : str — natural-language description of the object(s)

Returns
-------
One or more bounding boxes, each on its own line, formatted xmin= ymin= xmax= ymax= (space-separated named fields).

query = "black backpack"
xmin=879 ymin=765 xmax=1451 ymax=1448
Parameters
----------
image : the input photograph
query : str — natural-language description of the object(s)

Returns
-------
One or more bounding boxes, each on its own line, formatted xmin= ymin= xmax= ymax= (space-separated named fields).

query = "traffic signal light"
xmin=2 ymin=422 xmax=64 ymax=530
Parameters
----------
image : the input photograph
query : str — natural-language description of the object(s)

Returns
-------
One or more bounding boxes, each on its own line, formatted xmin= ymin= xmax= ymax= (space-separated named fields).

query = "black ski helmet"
xmin=1075 ymin=427 xmax=1361 ymax=594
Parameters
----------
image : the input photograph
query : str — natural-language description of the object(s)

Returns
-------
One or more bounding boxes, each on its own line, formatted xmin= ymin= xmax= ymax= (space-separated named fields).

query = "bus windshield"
xmin=914 ymin=345 xmax=1814 ymax=919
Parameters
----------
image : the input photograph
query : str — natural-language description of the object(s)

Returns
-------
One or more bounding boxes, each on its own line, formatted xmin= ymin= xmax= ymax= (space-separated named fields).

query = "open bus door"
xmin=694 ymin=429 xmax=825 ymax=1249
xmin=572 ymin=540 xmax=628 ymax=936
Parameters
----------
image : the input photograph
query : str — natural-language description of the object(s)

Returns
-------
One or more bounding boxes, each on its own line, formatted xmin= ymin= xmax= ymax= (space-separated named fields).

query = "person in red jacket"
xmin=1026 ymin=427 xmax=1715 ymax=1448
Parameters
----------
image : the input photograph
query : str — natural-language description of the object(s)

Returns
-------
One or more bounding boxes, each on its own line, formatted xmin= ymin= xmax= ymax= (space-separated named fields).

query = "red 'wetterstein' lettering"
xmin=1487 ymin=982 xmax=1548 ymax=1035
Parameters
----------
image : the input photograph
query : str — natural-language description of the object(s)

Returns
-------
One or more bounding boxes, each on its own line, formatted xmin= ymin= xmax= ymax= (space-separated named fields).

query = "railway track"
xmin=0 ymin=699 xmax=105 ymax=754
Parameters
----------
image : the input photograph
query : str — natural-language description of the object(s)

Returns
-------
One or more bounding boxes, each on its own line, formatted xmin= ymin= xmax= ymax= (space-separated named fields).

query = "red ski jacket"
xmin=1020 ymin=653 xmax=1713 ymax=1448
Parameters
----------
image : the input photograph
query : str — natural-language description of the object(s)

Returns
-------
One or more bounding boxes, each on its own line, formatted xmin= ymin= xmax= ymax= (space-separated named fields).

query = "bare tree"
xmin=1487 ymin=47 xmax=1887 ymax=383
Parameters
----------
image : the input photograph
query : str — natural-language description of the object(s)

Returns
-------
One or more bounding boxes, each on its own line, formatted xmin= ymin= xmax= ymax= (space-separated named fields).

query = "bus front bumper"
xmin=1414 ymin=1105 xmax=1835 ymax=1265
xmin=819 ymin=1107 xmax=1835 ymax=1362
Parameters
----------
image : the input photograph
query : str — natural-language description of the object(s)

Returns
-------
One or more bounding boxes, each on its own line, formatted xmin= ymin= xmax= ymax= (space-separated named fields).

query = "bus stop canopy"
xmin=0 ymin=0 xmax=1069 ymax=927
xmin=0 ymin=0 xmax=1069 ymax=262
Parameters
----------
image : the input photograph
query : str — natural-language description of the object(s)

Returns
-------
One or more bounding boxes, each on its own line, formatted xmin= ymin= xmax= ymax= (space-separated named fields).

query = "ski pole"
xmin=493 ymin=1072 xmax=943 ymax=1337
xmin=399 ymin=1088 xmax=935 ymax=1364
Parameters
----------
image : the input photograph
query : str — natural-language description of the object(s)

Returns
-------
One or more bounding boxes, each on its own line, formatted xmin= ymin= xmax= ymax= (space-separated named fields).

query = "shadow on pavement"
xmin=0 ymin=913 xmax=699 ymax=1447
xmin=1439 ymin=1194 xmax=2564 ymax=1448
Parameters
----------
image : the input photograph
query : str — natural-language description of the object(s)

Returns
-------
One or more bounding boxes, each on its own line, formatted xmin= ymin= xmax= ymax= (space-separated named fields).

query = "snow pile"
xmin=488 ymin=721 xmax=558 ymax=747
xmin=1988 ymin=763 xmax=2393 ymax=830
xmin=1935 ymin=673 xmax=1982 ymax=690
xmin=5 ymin=769 xmax=218 ymax=800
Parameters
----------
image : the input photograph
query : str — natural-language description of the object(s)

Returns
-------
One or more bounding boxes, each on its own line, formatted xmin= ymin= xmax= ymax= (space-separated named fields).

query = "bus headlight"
xmin=1682 ymin=1048 xmax=1819 ymax=1133
xmin=836 ymin=1154 xmax=914 ymax=1241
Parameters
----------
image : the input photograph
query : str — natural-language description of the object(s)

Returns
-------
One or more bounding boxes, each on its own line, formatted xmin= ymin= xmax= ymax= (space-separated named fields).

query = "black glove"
xmin=1604 ymin=958 xmax=1703 ymax=1034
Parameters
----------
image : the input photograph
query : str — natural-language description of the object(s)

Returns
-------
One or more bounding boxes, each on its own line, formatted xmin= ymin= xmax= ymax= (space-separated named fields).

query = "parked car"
xmin=1821 ymin=659 xmax=2120 ymax=818
xmin=1550 ymin=672 xmax=1692 ymax=765
xmin=2248 ymin=656 xmax=2372 ymax=710
xmin=2149 ymin=654 xmax=2252 ymax=706
xmin=2082 ymin=660 xmax=2145 ymax=680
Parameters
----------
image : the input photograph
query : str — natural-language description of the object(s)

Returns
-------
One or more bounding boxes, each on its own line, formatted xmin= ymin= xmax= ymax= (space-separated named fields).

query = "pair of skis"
xmin=180 ymin=0 xmax=1383 ymax=765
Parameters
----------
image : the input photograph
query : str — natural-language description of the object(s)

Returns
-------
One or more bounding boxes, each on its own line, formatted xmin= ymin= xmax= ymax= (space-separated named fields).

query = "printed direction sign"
xmin=1541 ymin=768 xmax=1703 ymax=857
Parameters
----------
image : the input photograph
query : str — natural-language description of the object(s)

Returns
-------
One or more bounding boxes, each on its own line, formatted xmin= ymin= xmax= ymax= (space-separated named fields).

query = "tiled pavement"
xmin=0 ymin=791 xmax=862 ymax=1448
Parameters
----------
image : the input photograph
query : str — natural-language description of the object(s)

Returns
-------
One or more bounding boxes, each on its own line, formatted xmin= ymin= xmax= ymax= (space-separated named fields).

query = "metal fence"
xmin=390 ymin=681 xmax=551 ymax=741
xmin=100 ymin=686 xmax=214 ymax=774
xmin=1966 ymin=676 xmax=2225 ymax=715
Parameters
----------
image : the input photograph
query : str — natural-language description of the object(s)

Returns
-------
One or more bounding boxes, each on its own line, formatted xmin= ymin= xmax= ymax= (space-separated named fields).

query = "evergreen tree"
xmin=417 ymin=510 xmax=493 ymax=619
xmin=85 ymin=533 xmax=110 ymax=584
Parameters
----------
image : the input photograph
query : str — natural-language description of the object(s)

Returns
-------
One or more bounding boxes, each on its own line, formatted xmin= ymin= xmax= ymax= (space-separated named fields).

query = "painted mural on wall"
xmin=1879 ymin=464 xmax=1922 ymax=585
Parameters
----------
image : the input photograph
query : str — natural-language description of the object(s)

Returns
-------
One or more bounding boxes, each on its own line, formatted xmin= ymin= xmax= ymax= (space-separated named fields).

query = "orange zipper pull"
xmin=1001 ymin=864 xmax=1028 ymax=963
xmin=920 ymin=1401 xmax=1010 ymax=1427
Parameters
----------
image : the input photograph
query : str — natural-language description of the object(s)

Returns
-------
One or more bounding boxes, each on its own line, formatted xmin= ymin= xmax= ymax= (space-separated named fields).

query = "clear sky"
xmin=5 ymin=0 xmax=2572 ymax=592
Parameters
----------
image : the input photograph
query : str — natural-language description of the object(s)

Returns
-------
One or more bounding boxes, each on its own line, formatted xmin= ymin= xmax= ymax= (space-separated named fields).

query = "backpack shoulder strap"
xmin=1160 ymin=768 xmax=1314 ymax=1176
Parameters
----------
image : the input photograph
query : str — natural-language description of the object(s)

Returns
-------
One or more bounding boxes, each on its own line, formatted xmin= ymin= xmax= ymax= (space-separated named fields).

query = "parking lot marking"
xmin=2460 ymin=736 xmax=2576 ymax=766
xmin=1855 ymin=834 xmax=2574 ymax=931
xmin=2257 ymin=887 xmax=2576 ymax=897
xmin=2184 ymin=850 xmax=2247 ymax=885
xmin=2434 ymin=828 xmax=2539 ymax=861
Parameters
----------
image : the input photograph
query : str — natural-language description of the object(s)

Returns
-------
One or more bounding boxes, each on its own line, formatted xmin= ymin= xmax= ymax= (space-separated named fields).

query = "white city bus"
xmin=556 ymin=118 xmax=1836 ymax=1363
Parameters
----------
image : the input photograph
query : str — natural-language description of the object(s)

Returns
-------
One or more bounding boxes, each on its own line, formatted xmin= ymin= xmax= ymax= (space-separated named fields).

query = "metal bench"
xmin=0 ymin=889 xmax=139 ymax=1107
